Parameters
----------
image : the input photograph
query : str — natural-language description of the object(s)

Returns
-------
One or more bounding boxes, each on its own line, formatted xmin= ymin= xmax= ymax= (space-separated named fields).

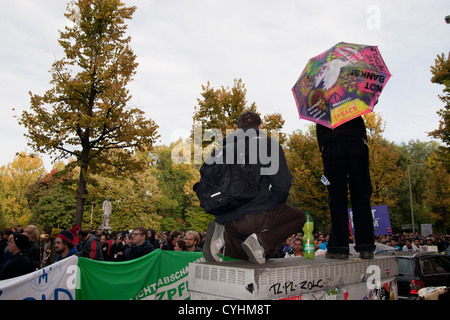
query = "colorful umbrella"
xmin=292 ymin=42 xmax=391 ymax=129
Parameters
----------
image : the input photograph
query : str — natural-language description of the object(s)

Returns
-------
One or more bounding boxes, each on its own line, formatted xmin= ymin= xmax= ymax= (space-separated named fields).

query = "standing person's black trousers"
xmin=321 ymin=135 xmax=376 ymax=255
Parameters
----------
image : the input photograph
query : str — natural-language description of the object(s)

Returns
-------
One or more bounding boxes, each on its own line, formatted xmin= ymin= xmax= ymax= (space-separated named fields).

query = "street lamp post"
xmin=408 ymin=164 xmax=423 ymax=234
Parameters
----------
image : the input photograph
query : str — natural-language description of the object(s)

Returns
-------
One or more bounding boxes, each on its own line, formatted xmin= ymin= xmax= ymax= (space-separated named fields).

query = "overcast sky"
xmin=0 ymin=0 xmax=449 ymax=170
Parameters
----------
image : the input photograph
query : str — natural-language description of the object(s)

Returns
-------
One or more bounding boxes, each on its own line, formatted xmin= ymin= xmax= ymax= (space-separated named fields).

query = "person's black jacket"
xmin=108 ymin=242 xmax=126 ymax=261
xmin=125 ymin=240 xmax=155 ymax=260
xmin=200 ymin=128 xmax=293 ymax=224
xmin=23 ymin=241 xmax=40 ymax=270
xmin=148 ymin=229 xmax=161 ymax=250
xmin=316 ymin=116 xmax=368 ymax=152
xmin=0 ymin=238 xmax=8 ymax=264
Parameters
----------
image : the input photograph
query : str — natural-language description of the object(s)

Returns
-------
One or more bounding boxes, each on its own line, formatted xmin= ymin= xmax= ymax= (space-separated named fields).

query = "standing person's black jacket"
xmin=125 ymin=240 xmax=155 ymax=260
xmin=202 ymin=128 xmax=292 ymax=224
xmin=316 ymin=116 xmax=368 ymax=152
xmin=23 ymin=241 xmax=40 ymax=270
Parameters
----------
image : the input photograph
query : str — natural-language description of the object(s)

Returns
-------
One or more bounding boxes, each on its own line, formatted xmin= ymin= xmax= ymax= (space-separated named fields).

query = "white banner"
xmin=0 ymin=255 xmax=79 ymax=300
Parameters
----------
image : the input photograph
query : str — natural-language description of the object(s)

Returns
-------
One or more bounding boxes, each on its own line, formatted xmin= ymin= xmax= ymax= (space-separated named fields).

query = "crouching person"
xmin=196 ymin=111 xmax=306 ymax=264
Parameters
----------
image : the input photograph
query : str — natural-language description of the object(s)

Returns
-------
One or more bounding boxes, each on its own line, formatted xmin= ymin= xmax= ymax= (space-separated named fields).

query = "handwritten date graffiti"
xmin=269 ymin=279 xmax=324 ymax=295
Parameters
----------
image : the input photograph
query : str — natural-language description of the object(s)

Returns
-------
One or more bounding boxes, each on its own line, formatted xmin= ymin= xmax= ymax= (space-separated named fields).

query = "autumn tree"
xmin=429 ymin=53 xmax=450 ymax=171
xmin=425 ymin=153 xmax=449 ymax=233
xmin=150 ymin=143 xmax=201 ymax=231
xmin=0 ymin=152 xmax=46 ymax=227
xmin=18 ymin=0 xmax=158 ymax=226
xmin=263 ymin=112 xmax=287 ymax=145
xmin=193 ymin=79 xmax=257 ymax=139
xmin=363 ymin=112 xmax=404 ymax=208
xmin=192 ymin=79 xmax=286 ymax=151
xmin=181 ymin=154 xmax=214 ymax=231
xmin=285 ymin=127 xmax=330 ymax=232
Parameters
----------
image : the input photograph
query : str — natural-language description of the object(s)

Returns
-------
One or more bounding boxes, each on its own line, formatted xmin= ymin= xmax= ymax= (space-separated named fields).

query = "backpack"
xmin=194 ymin=131 xmax=262 ymax=216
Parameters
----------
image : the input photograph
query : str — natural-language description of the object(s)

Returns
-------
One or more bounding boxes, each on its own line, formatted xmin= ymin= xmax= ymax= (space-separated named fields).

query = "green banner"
xmin=76 ymin=249 xmax=203 ymax=300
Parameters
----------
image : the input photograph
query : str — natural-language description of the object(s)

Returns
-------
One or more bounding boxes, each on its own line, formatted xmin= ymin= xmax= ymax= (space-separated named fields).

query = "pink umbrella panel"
xmin=292 ymin=42 xmax=392 ymax=129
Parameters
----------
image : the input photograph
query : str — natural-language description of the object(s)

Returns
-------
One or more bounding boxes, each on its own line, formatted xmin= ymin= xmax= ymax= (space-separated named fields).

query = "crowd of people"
xmin=374 ymin=232 xmax=450 ymax=253
xmin=0 ymin=224 xmax=206 ymax=280
xmin=273 ymin=231 xmax=450 ymax=258
xmin=1 ymin=223 xmax=449 ymax=281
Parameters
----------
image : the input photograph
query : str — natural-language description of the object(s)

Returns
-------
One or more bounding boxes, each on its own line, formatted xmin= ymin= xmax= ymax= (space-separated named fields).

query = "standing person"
xmin=0 ymin=230 xmax=12 ymax=265
xmin=184 ymin=231 xmax=203 ymax=252
xmin=316 ymin=116 xmax=375 ymax=259
xmin=284 ymin=238 xmax=303 ymax=258
xmin=23 ymin=225 xmax=41 ymax=270
xmin=147 ymin=229 xmax=160 ymax=250
xmin=402 ymin=238 xmax=419 ymax=251
xmin=76 ymin=229 xmax=104 ymax=260
xmin=0 ymin=233 xmax=33 ymax=280
xmin=198 ymin=111 xmax=306 ymax=264
xmin=54 ymin=230 xmax=78 ymax=262
xmin=314 ymin=239 xmax=327 ymax=257
xmin=390 ymin=236 xmax=402 ymax=251
xmin=125 ymin=227 xmax=155 ymax=260
xmin=174 ymin=239 xmax=187 ymax=251
xmin=100 ymin=235 xmax=110 ymax=260
xmin=161 ymin=231 xmax=183 ymax=251
xmin=46 ymin=228 xmax=61 ymax=266
xmin=40 ymin=232 xmax=51 ymax=267
xmin=108 ymin=234 xmax=126 ymax=261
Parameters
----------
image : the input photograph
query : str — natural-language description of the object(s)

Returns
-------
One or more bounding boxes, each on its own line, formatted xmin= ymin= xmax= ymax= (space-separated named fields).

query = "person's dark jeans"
xmin=223 ymin=203 xmax=305 ymax=260
xmin=321 ymin=135 xmax=376 ymax=254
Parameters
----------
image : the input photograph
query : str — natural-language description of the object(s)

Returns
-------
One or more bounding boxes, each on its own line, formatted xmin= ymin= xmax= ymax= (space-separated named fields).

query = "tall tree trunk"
xmin=75 ymin=163 xmax=88 ymax=227
xmin=75 ymin=145 xmax=90 ymax=227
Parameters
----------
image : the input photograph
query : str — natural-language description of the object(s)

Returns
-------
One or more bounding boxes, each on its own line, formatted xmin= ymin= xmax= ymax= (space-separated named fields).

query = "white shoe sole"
xmin=241 ymin=234 xmax=266 ymax=264
xmin=203 ymin=221 xmax=225 ymax=262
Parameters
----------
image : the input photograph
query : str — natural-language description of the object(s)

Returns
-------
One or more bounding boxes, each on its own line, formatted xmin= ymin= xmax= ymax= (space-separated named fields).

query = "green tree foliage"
xmin=31 ymin=184 xmax=77 ymax=231
xmin=26 ymin=162 xmax=79 ymax=230
xmin=150 ymin=143 xmax=201 ymax=231
xmin=389 ymin=140 xmax=437 ymax=230
xmin=88 ymin=168 xmax=161 ymax=231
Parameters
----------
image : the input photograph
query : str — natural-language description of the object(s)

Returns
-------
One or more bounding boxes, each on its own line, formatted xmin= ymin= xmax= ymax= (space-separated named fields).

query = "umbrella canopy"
xmin=292 ymin=42 xmax=391 ymax=129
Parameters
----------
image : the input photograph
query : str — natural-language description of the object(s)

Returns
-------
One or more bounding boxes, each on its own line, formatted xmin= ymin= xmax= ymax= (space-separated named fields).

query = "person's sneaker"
xmin=359 ymin=251 xmax=374 ymax=259
xmin=203 ymin=221 xmax=225 ymax=262
xmin=241 ymin=233 xmax=266 ymax=264
xmin=325 ymin=251 xmax=349 ymax=260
